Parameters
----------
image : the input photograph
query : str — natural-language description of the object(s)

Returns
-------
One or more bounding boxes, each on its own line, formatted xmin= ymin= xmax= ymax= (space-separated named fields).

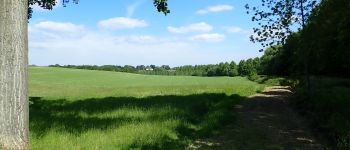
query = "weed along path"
xmin=190 ymin=86 xmax=326 ymax=149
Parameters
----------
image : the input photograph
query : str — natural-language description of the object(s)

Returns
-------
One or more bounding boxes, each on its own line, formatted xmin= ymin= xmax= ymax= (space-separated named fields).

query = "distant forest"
xmin=48 ymin=61 xmax=246 ymax=77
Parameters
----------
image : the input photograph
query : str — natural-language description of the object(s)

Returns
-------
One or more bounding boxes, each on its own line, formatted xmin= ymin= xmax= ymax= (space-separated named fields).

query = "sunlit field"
xmin=29 ymin=67 xmax=264 ymax=149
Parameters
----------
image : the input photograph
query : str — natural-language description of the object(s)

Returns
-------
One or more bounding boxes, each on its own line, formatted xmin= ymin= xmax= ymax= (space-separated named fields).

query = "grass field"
xmin=29 ymin=67 xmax=265 ymax=149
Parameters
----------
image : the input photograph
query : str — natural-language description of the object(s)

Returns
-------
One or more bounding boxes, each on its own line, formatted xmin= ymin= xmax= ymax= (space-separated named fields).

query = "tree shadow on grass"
xmin=29 ymin=93 xmax=247 ymax=149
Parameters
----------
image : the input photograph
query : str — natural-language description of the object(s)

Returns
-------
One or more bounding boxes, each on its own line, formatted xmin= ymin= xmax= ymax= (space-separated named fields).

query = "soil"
xmin=189 ymin=86 xmax=327 ymax=150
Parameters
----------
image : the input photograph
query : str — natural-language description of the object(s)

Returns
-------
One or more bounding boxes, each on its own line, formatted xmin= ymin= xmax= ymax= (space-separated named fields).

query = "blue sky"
xmin=29 ymin=0 xmax=263 ymax=67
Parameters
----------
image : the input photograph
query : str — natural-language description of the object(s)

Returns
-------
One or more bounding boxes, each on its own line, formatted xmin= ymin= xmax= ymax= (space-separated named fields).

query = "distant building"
xmin=145 ymin=67 xmax=153 ymax=71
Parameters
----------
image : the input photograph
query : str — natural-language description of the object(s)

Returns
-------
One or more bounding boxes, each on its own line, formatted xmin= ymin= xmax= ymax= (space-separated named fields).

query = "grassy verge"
xmin=29 ymin=67 xmax=264 ymax=149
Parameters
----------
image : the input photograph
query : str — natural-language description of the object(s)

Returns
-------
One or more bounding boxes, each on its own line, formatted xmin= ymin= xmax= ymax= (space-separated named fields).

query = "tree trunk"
xmin=300 ymin=0 xmax=311 ymax=98
xmin=0 ymin=0 xmax=29 ymax=149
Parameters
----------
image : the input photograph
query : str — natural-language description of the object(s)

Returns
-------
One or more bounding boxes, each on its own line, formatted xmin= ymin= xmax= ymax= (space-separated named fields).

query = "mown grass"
xmin=29 ymin=67 xmax=264 ymax=149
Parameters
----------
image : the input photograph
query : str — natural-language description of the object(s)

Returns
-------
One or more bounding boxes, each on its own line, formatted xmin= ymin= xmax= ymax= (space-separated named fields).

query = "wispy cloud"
xmin=196 ymin=4 xmax=233 ymax=15
xmin=29 ymin=21 xmax=86 ymax=40
xmin=32 ymin=21 xmax=85 ymax=33
xmin=189 ymin=33 xmax=225 ymax=42
xmin=225 ymin=26 xmax=243 ymax=33
xmin=168 ymin=22 xmax=213 ymax=34
xmin=98 ymin=17 xmax=148 ymax=30
xmin=126 ymin=0 xmax=147 ymax=17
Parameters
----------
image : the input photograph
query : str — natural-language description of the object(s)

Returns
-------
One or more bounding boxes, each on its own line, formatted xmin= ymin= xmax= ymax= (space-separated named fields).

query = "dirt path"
xmin=190 ymin=86 xmax=326 ymax=150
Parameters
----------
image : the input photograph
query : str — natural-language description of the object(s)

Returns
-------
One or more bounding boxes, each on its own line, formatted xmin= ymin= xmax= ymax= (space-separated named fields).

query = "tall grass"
xmin=29 ymin=67 xmax=264 ymax=149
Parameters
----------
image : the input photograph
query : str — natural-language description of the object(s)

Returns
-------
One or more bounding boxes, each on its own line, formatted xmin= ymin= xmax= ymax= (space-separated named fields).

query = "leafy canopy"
xmin=28 ymin=0 xmax=170 ymax=19
xmin=245 ymin=0 xmax=318 ymax=50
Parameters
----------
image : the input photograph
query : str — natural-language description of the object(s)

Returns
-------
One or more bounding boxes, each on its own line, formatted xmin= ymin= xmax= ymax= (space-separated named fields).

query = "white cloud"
xmin=107 ymin=35 xmax=162 ymax=44
xmin=189 ymin=33 xmax=225 ymax=42
xmin=196 ymin=5 xmax=233 ymax=15
xmin=29 ymin=21 xmax=201 ymax=66
xmin=98 ymin=17 xmax=148 ymax=30
xmin=168 ymin=22 xmax=213 ymax=34
xmin=29 ymin=21 xmax=258 ymax=67
xmin=226 ymin=26 xmax=242 ymax=33
xmin=32 ymin=21 xmax=85 ymax=33
xmin=29 ymin=21 xmax=86 ymax=41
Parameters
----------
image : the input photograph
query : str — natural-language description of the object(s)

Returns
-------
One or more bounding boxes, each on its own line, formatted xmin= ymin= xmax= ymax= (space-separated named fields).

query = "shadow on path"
xmin=190 ymin=86 xmax=326 ymax=150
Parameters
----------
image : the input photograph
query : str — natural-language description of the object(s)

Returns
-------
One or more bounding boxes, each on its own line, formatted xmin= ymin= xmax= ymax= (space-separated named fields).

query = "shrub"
xmin=247 ymin=72 xmax=259 ymax=81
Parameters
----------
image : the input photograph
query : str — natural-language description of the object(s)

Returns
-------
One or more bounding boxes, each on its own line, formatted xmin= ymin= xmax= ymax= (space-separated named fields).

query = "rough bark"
xmin=0 ymin=0 xmax=29 ymax=149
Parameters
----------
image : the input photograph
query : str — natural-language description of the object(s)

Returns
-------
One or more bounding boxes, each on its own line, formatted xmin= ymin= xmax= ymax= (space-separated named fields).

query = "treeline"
xmin=255 ymin=0 xmax=350 ymax=148
xmin=48 ymin=56 xmax=280 ymax=79
xmin=238 ymin=0 xmax=350 ymax=78
xmin=257 ymin=1 xmax=350 ymax=77
xmin=50 ymin=61 xmax=242 ymax=77
xmin=235 ymin=1 xmax=350 ymax=147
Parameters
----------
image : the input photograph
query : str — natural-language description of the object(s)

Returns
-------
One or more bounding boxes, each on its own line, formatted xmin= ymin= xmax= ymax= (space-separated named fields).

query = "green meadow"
xmin=29 ymin=67 xmax=264 ymax=149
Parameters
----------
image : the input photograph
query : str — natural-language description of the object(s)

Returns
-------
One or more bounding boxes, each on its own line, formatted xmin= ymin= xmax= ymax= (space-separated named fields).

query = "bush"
xmin=228 ymin=69 xmax=239 ymax=77
xmin=247 ymin=72 xmax=259 ymax=81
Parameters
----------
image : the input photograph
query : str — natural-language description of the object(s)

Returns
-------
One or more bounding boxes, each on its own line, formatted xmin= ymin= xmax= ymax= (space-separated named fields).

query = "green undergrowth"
xmin=293 ymin=77 xmax=350 ymax=149
xmin=248 ymin=75 xmax=298 ymax=87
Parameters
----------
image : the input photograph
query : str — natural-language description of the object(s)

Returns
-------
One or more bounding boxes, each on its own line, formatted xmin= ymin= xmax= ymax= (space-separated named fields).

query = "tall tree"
xmin=245 ymin=0 xmax=318 ymax=92
xmin=0 ymin=0 xmax=169 ymax=149
xmin=0 ymin=1 xmax=29 ymax=149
